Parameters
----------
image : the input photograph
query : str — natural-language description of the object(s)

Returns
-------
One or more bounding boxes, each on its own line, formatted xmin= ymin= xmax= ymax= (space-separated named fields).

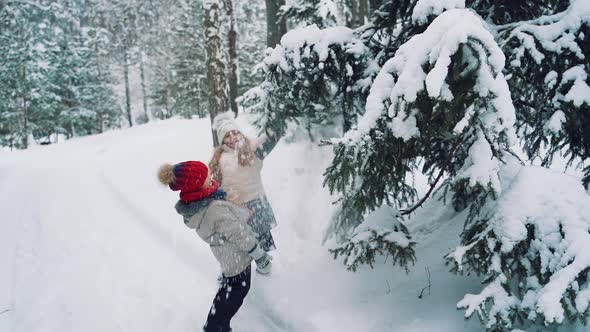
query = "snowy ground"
xmin=0 ymin=118 xmax=585 ymax=331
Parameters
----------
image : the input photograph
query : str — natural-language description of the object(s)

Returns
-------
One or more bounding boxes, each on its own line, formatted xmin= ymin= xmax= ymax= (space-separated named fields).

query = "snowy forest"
xmin=1 ymin=0 xmax=590 ymax=331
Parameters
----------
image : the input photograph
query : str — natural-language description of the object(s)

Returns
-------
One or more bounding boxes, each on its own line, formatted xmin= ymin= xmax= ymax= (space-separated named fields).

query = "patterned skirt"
xmin=244 ymin=196 xmax=277 ymax=252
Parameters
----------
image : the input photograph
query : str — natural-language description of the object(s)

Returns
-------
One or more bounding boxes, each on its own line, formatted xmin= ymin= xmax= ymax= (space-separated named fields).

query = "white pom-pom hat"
xmin=212 ymin=112 xmax=240 ymax=143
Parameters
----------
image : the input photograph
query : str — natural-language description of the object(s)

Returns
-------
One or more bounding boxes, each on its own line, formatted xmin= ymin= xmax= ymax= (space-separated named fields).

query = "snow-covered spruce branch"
xmin=448 ymin=160 xmax=590 ymax=329
xmin=324 ymin=8 xmax=515 ymax=274
xmin=499 ymin=0 xmax=589 ymax=63
xmin=411 ymin=0 xmax=465 ymax=26
xmin=240 ymin=24 xmax=372 ymax=137
xmin=496 ymin=0 xmax=590 ymax=188
xmin=329 ymin=217 xmax=416 ymax=272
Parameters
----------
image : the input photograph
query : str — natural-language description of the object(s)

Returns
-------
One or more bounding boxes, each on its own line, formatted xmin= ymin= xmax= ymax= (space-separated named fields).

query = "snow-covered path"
xmin=0 ymin=118 xmax=507 ymax=332
xmin=1 ymin=135 xmax=208 ymax=331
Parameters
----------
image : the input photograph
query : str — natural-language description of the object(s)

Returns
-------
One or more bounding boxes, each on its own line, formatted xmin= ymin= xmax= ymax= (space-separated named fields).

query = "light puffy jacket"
xmin=175 ymin=198 xmax=257 ymax=277
xmin=219 ymin=147 xmax=266 ymax=204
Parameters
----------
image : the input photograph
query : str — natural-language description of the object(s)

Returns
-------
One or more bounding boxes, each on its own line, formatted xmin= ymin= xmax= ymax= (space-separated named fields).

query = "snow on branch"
xmin=330 ymin=206 xmax=416 ymax=272
xmin=411 ymin=0 xmax=465 ymax=25
xmin=457 ymin=273 xmax=519 ymax=329
xmin=499 ymin=0 xmax=590 ymax=113
xmin=324 ymin=9 xmax=519 ymax=275
xmin=498 ymin=0 xmax=590 ymax=189
xmin=337 ymin=8 xmax=515 ymax=147
xmin=263 ymin=24 xmax=361 ymax=71
xmin=502 ymin=0 xmax=590 ymax=65
xmin=240 ymin=23 xmax=371 ymax=138
xmin=559 ymin=65 xmax=590 ymax=108
xmin=450 ymin=161 xmax=590 ymax=328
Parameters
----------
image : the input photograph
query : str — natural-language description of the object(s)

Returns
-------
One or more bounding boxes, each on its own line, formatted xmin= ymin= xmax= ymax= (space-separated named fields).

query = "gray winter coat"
xmin=175 ymin=198 xmax=257 ymax=277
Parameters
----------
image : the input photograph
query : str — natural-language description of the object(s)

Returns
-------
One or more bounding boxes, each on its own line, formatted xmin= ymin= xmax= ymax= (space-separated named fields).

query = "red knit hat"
xmin=158 ymin=161 xmax=219 ymax=203
xmin=169 ymin=161 xmax=208 ymax=192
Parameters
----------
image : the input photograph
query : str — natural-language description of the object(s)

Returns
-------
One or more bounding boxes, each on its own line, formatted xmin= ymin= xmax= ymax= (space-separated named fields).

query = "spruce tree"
xmin=0 ymin=1 xmax=58 ymax=148
xmin=245 ymin=0 xmax=590 ymax=329
xmin=168 ymin=0 xmax=208 ymax=119
xmin=447 ymin=0 xmax=590 ymax=329
xmin=235 ymin=0 xmax=266 ymax=95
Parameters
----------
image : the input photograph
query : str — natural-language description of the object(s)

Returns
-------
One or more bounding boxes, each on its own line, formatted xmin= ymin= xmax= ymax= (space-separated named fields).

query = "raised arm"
xmin=255 ymin=128 xmax=281 ymax=160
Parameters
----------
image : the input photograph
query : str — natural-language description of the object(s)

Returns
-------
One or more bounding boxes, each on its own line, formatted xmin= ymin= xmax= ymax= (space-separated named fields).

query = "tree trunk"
xmin=92 ymin=37 xmax=105 ymax=134
xmin=343 ymin=92 xmax=353 ymax=133
xmin=123 ymin=48 xmax=133 ymax=127
xmin=225 ymin=0 xmax=238 ymax=116
xmin=346 ymin=0 xmax=357 ymax=28
xmin=265 ymin=0 xmax=287 ymax=48
xmin=22 ymin=94 xmax=28 ymax=148
xmin=98 ymin=112 xmax=104 ymax=133
xmin=359 ymin=0 xmax=368 ymax=26
xmin=204 ymin=0 xmax=228 ymax=147
xmin=165 ymin=80 xmax=171 ymax=119
xmin=196 ymin=77 xmax=202 ymax=117
xmin=139 ymin=49 xmax=150 ymax=122
xmin=369 ymin=0 xmax=381 ymax=14
xmin=21 ymin=66 xmax=28 ymax=149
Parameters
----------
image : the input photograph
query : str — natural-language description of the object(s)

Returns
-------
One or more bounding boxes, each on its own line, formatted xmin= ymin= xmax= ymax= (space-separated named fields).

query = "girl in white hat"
xmin=209 ymin=112 xmax=280 ymax=258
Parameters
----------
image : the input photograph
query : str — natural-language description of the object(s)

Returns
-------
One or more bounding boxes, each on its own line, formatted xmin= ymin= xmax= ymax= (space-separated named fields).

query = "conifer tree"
xmin=234 ymin=1 xmax=266 ymax=94
xmin=168 ymin=0 xmax=208 ymax=119
xmin=245 ymin=0 xmax=590 ymax=329
xmin=0 ymin=1 xmax=58 ymax=147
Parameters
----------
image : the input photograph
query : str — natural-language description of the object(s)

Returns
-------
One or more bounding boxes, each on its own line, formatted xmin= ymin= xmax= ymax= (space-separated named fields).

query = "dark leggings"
xmin=204 ymin=266 xmax=251 ymax=332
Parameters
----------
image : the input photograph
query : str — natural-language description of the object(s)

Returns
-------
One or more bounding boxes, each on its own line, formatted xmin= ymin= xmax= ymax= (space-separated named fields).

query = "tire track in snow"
xmin=2 ymin=166 xmax=59 ymax=332
xmin=18 ymin=160 xmax=207 ymax=331
xmin=96 ymin=168 xmax=206 ymax=274
xmin=0 ymin=169 xmax=24 ymax=332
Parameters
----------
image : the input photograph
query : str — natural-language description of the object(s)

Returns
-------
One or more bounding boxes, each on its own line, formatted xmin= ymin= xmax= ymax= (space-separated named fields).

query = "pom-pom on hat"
xmin=212 ymin=112 xmax=240 ymax=144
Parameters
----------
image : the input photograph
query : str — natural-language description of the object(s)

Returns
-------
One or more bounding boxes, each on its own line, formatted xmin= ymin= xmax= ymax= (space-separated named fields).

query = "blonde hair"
xmin=208 ymin=136 xmax=256 ymax=183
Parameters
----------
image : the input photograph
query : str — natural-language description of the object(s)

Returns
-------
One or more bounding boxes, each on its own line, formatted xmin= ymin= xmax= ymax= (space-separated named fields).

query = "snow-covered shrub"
xmin=449 ymin=159 xmax=590 ymax=329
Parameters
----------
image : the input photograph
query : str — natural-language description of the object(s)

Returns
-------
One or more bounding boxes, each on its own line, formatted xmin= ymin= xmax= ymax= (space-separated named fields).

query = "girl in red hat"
xmin=209 ymin=113 xmax=281 ymax=260
xmin=158 ymin=161 xmax=271 ymax=332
